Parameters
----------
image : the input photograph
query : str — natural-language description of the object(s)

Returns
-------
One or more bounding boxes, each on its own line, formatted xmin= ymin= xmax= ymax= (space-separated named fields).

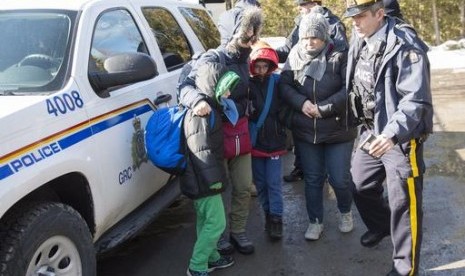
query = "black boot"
xmin=264 ymin=212 xmax=271 ymax=232
xmin=283 ymin=167 xmax=303 ymax=182
xmin=269 ymin=215 xmax=283 ymax=240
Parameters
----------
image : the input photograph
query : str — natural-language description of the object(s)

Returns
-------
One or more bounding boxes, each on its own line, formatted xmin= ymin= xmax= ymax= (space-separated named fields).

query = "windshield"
xmin=0 ymin=10 xmax=75 ymax=95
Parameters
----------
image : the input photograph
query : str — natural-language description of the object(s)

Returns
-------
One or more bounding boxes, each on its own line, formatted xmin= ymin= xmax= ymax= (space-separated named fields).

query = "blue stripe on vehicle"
xmin=91 ymin=105 xmax=152 ymax=134
xmin=0 ymin=165 xmax=14 ymax=180
xmin=0 ymin=103 xmax=153 ymax=181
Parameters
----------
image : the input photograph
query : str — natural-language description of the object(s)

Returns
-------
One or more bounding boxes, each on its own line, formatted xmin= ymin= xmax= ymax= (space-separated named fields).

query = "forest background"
xmin=222 ymin=0 xmax=465 ymax=46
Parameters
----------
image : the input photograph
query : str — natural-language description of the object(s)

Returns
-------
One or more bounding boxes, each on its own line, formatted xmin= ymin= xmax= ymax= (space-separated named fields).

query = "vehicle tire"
xmin=0 ymin=202 xmax=96 ymax=276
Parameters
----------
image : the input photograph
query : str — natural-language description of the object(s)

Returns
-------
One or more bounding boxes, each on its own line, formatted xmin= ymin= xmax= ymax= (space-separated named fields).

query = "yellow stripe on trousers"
xmin=408 ymin=139 xmax=419 ymax=276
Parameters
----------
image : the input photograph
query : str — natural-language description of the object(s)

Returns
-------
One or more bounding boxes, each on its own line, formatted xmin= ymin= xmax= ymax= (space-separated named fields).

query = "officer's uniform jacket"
xmin=346 ymin=16 xmax=433 ymax=144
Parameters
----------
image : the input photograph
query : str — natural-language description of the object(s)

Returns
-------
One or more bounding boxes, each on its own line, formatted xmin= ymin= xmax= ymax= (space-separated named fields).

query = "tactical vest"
xmin=351 ymin=39 xmax=386 ymax=124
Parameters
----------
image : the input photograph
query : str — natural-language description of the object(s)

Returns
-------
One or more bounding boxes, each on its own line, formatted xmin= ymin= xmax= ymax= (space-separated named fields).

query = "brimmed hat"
xmin=344 ymin=0 xmax=383 ymax=17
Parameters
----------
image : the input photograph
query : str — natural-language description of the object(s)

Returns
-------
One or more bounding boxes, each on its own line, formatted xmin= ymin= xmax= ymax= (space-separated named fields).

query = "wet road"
xmin=97 ymin=69 xmax=465 ymax=276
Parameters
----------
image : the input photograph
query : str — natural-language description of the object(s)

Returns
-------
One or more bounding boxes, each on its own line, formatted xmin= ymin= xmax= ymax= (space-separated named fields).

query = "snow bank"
xmin=261 ymin=36 xmax=465 ymax=71
xmin=428 ymin=40 xmax=465 ymax=70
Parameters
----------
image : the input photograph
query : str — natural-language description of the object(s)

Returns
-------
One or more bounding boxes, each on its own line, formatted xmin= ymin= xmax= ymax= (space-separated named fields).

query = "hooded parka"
xmin=248 ymin=43 xmax=287 ymax=156
xmin=180 ymin=62 xmax=228 ymax=199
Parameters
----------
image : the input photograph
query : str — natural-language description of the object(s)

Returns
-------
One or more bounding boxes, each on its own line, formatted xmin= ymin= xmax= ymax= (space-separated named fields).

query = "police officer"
xmin=345 ymin=0 xmax=433 ymax=275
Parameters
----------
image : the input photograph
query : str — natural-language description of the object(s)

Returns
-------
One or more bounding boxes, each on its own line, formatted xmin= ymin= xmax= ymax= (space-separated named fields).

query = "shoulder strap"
xmin=256 ymin=74 xmax=276 ymax=128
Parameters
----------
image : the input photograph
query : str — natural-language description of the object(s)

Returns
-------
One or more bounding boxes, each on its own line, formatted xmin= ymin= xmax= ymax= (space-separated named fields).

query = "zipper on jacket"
xmin=235 ymin=134 xmax=240 ymax=156
xmin=313 ymin=79 xmax=317 ymax=144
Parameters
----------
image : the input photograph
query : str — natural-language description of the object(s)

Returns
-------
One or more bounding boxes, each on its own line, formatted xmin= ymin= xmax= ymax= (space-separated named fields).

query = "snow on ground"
xmin=428 ymin=47 xmax=465 ymax=71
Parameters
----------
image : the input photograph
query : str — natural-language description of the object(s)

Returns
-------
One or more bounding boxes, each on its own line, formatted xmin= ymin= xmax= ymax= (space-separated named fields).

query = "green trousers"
xmin=189 ymin=194 xmax=226 ymax=272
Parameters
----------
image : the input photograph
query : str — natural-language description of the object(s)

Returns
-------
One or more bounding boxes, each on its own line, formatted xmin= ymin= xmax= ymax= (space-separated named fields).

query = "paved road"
xmin=97 ymin=69 xmax=465 ymax=275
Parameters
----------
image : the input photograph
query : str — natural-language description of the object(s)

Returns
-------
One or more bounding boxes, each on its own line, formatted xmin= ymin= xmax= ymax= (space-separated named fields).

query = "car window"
xmin=0 ymin=11 xmax=74 ymax=94
xmin=142 ymin=7 xmax=191 ymax=72
xmin=89 ymin=9 xmax=148 ymax=76
xmin=178 ymin=7 xmax=220 ymax=51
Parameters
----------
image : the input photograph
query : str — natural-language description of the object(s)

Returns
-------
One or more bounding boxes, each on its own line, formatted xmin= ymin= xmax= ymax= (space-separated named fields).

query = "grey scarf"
xmin=283 ymin=39 xmax=333 ymax=85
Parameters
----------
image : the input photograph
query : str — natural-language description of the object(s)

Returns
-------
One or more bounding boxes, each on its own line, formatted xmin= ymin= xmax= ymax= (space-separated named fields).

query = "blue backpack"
xmin=145 ymin=106 xmax=188 ymax=175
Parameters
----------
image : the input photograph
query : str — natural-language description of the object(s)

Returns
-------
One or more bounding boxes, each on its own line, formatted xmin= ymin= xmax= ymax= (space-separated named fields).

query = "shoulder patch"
xmin=408 ymin=51 xmax=419 ymax=63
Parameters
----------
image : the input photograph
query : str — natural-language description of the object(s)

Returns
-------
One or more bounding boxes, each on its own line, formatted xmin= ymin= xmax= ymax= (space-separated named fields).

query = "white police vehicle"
xmin=0 ymin=0 xmax=220 ymax=274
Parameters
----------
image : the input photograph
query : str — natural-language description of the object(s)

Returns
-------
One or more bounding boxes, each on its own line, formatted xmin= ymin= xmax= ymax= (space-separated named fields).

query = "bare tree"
xmin=461 ymin=0 xmax=465 ymax=38
xmin=432 ymin=0 xmax=441 ymax=45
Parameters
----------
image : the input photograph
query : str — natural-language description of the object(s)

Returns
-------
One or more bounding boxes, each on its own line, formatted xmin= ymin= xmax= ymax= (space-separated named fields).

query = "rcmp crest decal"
xmin=131 ymin=116 xmax=148 ymax=170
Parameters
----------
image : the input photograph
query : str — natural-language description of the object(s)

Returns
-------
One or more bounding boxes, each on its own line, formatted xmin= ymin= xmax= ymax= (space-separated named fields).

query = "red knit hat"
xmin=249 ymin=41 xmax=279 ymax=76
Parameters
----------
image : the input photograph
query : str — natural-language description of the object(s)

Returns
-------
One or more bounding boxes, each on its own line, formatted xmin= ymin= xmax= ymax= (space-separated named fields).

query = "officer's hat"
xmin=295 ymin=0 xmax=322 ymax=5
xmin=344 ymin=0 xmax=383 ymax=17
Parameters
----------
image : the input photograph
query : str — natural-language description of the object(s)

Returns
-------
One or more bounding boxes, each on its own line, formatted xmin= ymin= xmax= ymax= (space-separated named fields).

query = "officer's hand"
xmin=193 ymin=100 xmax=211 ymax=116
xmin=369 ymin=134 xmax=395 ymax=158
xmin=301 ymin=100 xmax=314 ymax=118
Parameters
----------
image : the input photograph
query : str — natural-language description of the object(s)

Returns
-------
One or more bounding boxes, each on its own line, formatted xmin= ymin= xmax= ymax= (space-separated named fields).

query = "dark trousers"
xmin=351 ymin=131 xmax=424 ymax=276
xmin=293 ymin=134 xmax=301 ymax=169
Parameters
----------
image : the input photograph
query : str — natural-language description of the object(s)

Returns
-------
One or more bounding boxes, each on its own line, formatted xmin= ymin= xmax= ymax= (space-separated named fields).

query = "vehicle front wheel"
xmin=0 ymin=202 xmax=95 ymax=276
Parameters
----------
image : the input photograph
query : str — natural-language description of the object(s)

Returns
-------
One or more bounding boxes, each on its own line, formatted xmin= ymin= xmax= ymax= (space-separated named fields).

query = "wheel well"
xmin=1 ymin=173 xmax=96 ymax=237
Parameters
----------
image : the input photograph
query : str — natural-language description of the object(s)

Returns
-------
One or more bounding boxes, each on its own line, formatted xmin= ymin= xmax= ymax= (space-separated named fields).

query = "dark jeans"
xmin=293 ymin=134 xmax=302 ymax=169
xmin=252 ymin=156 xmax=283 ymax=217
xmin=296 ymin=139 xmax=354 ymax=223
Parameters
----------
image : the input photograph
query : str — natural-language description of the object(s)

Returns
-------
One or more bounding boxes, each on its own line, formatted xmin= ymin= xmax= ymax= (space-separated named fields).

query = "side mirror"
xmin=89 ymin=53 xmax=158 ymax=95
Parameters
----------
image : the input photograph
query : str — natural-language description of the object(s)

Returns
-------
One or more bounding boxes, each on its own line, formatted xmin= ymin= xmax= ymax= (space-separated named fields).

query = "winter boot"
xmin=269 ymin=215 xmax=283 ymax=240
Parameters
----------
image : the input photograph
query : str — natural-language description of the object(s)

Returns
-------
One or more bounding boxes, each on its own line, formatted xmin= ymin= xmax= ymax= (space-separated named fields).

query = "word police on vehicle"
xmin=0 ymin=0 xmax=221 ymax=274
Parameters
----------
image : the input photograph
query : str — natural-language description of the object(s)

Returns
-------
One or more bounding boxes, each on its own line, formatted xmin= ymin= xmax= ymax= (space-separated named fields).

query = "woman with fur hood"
xmin=279 ymin=11 xmax=357 ymax=241
xmin=179 ymin=6 xmax=263 ymax=256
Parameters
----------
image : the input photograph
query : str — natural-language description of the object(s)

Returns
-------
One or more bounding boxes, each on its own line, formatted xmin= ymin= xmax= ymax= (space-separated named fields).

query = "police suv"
xmin=0 ymin=0 xmax=220 ymax=274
